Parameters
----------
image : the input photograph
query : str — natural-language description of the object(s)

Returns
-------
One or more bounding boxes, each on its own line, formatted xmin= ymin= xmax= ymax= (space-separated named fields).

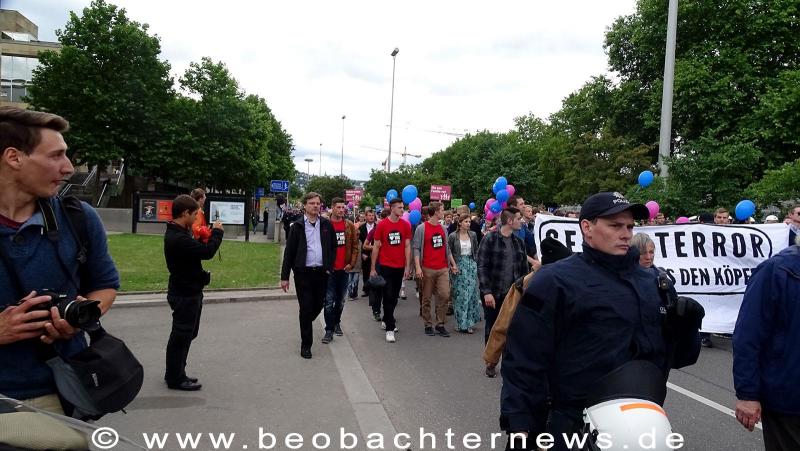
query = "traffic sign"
xmin=255 ymin=187 xmax=265 ymax=197
xmin=270 ymin=180 xmax=289 ymax=192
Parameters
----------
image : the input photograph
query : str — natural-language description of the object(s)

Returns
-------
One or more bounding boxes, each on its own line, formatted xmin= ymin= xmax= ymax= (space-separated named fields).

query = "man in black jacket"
xmin=163 ymin=194 xmax=223 ymax=391
xmin=358 ymin=208 xmax=377 ymax=297
xmin=500 ymin=192 xmax=702 ymax=450
xmin=280 ymin=192 xmax=336 ymax=359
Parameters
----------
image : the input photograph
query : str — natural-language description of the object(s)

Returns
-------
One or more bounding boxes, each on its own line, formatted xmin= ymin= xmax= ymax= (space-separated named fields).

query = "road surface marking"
xmin=318 ymin=318 xmax=403 ymax=446
xmin=667 ymin=382 xmax=762 ymax=430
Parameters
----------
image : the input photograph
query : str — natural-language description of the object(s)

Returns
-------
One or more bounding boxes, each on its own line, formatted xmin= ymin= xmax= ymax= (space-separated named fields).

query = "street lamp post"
xmin=341 ymin=115 xmax=346 ymax=176
xmin=657 ymin=0 xmax=678 ymax=177
xmin=319 ymin=143 xmax=323 ymax=176
xmin=387 ymin=47 xmax=399 ymax=172
xmin=304 ymin=158 xmax=313 ymax=176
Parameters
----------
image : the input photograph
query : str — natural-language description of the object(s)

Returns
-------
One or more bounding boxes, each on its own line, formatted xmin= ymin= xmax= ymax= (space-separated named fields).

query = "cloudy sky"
xmin=7 ymin=0 xmax=639 ymax=180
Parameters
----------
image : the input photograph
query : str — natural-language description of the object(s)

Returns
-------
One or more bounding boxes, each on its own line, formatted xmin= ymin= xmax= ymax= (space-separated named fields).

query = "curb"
xmin=113 ymin=293 xmax=296 ymax=309
xmin=118 ymin=286 xmax=281 ymax=296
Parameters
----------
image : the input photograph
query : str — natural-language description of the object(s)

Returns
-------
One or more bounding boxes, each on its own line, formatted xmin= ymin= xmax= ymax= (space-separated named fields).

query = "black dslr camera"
xmin=17 ymin=289 xmax=101 ymax=331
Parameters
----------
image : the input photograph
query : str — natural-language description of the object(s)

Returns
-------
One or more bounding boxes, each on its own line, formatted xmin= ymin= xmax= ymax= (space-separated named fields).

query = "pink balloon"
xmin=486 ymin=198 xmax=496 ymax=206
xmin=409 ymin=197 xmax=422 ymax=211
xmin=402 ymin=211 xmax=410 ymax=221
xmin=501 ymin=201 xmax=508 ymax=208
xmin=485 ymin=211 xmax=495 ymax=221
xmin=675 ymin=216 xmax=690 ymax=224
xmin=645 ymin=201 xmax=660 ymax=220
xmin=347 ymin=201 xmax=354 ymax=209
xmin=506 ymin=184 xmax=515 ymax=197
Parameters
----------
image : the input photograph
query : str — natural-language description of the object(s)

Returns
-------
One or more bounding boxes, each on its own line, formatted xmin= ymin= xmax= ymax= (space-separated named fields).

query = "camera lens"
xmin=58 ymin=299 xmax=101 ymax=330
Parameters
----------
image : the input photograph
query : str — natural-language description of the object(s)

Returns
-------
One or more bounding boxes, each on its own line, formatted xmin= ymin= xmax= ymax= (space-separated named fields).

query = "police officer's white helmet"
xmin=582 ymin=360 xmax=673 ymax=451
xmin=584 ymin=398 xmax=673 ymax=450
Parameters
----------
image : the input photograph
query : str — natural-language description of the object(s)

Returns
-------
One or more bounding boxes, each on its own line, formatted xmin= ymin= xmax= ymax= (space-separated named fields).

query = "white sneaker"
xmin=380 ymin=321 xmax=398 ymax=332
xmin=386 ymin=331 xmax=396 ymax=343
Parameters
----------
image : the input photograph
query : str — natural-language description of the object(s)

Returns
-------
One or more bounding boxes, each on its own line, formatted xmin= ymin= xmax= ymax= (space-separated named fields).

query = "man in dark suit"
xmin=280 ymin=192 xmax=336 ymax=359
xmin=358 ymin=208 xmax=377 ymax=297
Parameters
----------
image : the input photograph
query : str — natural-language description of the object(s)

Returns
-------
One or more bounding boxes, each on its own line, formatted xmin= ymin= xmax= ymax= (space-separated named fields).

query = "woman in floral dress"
xmin=447 ymin=214 xmax=482 ymax=333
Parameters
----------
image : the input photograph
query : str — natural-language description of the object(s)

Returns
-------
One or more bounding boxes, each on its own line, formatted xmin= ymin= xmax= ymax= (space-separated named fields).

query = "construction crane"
xmin=362 ymin=145 xmax=422 ymax=170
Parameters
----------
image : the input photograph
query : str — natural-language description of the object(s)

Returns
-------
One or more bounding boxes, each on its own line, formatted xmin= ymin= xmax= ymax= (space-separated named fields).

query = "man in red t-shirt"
xmin=370 ymin=198 xmax=411 ymax=343
xmin=322 ymin=198 xmax=359 ymax=344
xmin=412 ymin=202 xmax=454 ymax=337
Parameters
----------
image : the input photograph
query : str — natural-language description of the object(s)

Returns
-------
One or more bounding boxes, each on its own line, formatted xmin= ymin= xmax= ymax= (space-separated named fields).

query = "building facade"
xmin=0 ymin=9 xmax=60 ymax=106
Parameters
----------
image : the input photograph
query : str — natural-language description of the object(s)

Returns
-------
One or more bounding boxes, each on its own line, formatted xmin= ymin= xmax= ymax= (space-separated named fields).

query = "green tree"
xmin=176 ymin=58 xmax=294 ymax=192
xmin=305 ymin=175 xmax=355 ymax=206
xmin=746 ymin=160 xmax=800 ymax=208
xmin=27 ymin=0 xmax=174 ymax=200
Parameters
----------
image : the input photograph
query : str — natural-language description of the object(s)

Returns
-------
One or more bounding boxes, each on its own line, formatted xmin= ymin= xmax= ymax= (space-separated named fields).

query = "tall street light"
xmin=319 ymin=143 xmax=323 ymax=176
xmin=304 ymin=158 xmax=313 ymax=176
xmin=340 ymin=115 xmax=346 ymax=176
xmin=387 ymin=47 xmax=399 ymax=172
xmin=658 ymin=0 xmax=678 ymax=177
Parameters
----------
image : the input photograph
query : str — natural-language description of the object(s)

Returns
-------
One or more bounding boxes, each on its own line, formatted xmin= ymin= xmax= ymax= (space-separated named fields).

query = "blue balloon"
xmin=490 ymin=201 xmax=502 ymax=214
xmin=496 ymin=188 xmax=509 ymax=203
xmin=409 ymin=209 xmax=422 ymax=226
xmin=401 ymin=185 xmax=418 ymax=204
xmin=638 ymin=170 xmax=655 ymax=188
xmin=735 ymin=200 xmax=756 ymax=221
xmin=492 ymin=177 xmax=508 ymax=194
xmin=386 ymin=189 xmax=398 ymax=201
xmin=469 ymin=202 xmax=476 ymax=209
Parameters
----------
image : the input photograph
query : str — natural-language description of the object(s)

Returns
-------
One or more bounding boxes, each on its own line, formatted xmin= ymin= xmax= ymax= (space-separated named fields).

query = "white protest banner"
xmin=533 ymin=216 xmax=791 ymax=333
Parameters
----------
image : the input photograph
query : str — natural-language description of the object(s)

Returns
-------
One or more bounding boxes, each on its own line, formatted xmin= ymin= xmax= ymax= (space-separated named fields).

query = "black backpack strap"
xmin=57 ymin=196 xmax=89 ymax=267
xmin=40 ymin=196 xmax=91 ymax=295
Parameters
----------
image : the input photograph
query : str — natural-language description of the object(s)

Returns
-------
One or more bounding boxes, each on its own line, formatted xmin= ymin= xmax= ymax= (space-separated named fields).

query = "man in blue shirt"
xmin=0 ymin=107 xmax=120 ymax=413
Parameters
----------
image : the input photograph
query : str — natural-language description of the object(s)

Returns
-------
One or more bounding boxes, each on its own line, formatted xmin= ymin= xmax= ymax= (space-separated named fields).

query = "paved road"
xmin=96 ymin=281 xmax=763 ymax=450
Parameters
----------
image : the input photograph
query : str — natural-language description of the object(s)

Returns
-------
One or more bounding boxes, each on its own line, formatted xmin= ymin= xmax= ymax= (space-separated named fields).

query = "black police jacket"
xmin=164 ymin=221 xmax=223 ymax=296
xmin=500 ymin=244 xmax=676 ymax=433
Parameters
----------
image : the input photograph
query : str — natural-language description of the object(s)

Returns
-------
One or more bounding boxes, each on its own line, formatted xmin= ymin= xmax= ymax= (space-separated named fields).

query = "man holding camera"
xmin=500 ymin=192 xmax=703 ymax=450
xmin=163 ymin=194 xmax=223 ymax=390
xmin=0 ymin=107 xmax=120 ymax=413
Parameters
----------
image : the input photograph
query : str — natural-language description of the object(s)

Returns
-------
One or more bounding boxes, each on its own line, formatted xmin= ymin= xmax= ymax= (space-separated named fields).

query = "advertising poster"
xmin=450 ymin=198 xmax=463 ymax=209
xmin=209 ymin=201 xmax=246 ymax=225
xmin=156 ymin=200 xmax=173 ymax=222
xmin=139 ymin=199 xmax=157 ymax=222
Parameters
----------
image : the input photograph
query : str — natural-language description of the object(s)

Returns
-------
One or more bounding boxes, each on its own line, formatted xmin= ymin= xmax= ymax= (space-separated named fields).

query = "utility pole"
xmin=657 ymin=0 xmax=679 ymax=177
xmin=340 ymin=115 xmax=346 ymax=176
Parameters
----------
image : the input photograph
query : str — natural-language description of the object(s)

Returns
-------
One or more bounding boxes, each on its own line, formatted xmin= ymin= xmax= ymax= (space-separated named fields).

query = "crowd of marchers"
xmin=1 ymin=106 xmax=798 ymax=450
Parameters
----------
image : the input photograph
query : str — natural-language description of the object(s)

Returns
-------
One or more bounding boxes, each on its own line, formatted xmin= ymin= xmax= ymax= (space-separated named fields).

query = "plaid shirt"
xmin=477 ymin=230 xmax=529 ymax=297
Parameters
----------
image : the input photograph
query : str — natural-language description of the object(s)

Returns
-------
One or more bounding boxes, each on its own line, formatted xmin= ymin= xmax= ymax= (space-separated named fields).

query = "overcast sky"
xmin=7 ymin=0 xmax=638 ymax=181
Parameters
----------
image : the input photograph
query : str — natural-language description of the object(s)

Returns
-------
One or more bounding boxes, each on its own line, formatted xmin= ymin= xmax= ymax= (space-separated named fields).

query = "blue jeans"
xmin=347 ymin=272 xmax=360 ymax=299
xmin=324 ymin=270 xmax=349 ymax=332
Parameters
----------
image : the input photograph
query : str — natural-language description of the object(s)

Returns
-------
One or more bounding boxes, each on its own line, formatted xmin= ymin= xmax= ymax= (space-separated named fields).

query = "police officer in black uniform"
xmin=500 ymin=192 xmax=703 ymax=451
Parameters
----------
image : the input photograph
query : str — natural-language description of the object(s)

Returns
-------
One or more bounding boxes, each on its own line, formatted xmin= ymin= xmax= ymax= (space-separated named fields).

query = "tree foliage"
xmin=28 ymin=0 xmax=173 ymax=171
xmin=305 ymin=175 xmax=354 ymax=207
xmin=27 ymin=0 xmax=295 ymax=195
